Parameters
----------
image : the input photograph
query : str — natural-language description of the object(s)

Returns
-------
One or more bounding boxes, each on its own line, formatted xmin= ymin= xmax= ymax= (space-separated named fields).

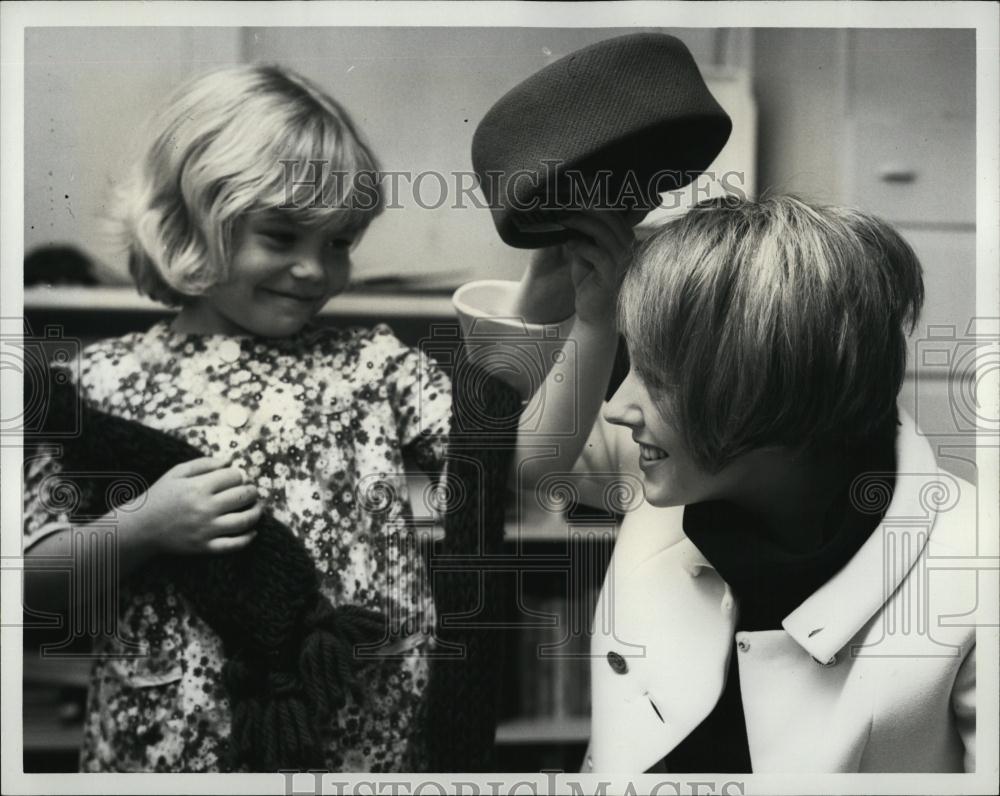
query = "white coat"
xmin=449 ymin=284 xmax=978 ymax=774
xmin=583 ymin=410 xmax=977 ymax=773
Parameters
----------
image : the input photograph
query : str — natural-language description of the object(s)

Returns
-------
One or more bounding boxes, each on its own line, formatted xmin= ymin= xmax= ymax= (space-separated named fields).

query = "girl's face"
xmin=603 ymin=366 xmax=748 ymax=507
xmin=179 ymin=213 xmax=357 ymax=337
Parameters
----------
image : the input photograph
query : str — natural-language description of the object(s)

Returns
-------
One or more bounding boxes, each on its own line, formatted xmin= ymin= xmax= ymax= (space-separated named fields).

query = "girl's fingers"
xmin=197 ymin=466 xmax=248 ymax=494
xmin=211 ymin=484 xmax=260 ymax=514
xmin=173 ymin=456 xmax=229 ymax=478
xmin=204 ymin=531 xmax=258 ymax=554
xmin=210 ymin=501 xmax=264 ymax=536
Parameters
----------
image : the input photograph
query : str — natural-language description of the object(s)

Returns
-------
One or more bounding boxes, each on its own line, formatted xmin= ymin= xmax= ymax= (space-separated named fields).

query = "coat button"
xmin=222 ymin=404 xmax=250 ymax=428
xmin=606 ymin=651 xmax=628 ymax=674
xmin=737 ymin=639 xmax=751 ymax=653
xmin=218 ymin=340 xmax=242 ymax=363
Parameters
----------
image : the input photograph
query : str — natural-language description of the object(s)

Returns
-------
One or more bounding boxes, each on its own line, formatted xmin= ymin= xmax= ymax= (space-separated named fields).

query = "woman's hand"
xmin=513 ymin=211 xmax=639 ymax=326
xmin=511 ymin=210 xmax=639 ymax=489
xmin=562 ymin=211 xmax=637 ymax=327
xmin=513 ymin=243 xmax=577 ymax=324
xmin=120 ymin=457 xmax=262 ymax=555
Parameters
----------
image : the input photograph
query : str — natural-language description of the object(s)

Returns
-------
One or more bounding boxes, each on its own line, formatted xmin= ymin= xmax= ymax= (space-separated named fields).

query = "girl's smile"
xmin=171 ymin=213 xmax=358 ymax=337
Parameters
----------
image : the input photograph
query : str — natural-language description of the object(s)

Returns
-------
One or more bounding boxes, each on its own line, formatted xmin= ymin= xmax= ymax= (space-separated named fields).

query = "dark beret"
xmin=471 ymin=33 xmax=733 ymax=248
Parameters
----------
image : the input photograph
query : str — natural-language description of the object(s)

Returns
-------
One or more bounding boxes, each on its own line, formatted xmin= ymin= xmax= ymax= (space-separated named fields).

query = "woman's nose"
xmin=603 ymin=373 xmax=644 ymax=429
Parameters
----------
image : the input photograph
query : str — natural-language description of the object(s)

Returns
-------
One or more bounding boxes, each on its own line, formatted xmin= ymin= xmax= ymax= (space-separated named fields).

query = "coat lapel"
xmin=782 ymin=410 xmax=942 ymax=663
xmin=586 ymin=409 xmax=957 ymax=773
xmin=589 ymin=501 xmax=736 ymax=771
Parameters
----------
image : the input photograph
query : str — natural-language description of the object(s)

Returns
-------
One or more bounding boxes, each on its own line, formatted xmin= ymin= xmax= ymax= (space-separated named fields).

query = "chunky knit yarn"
xmin=426 ymin=354 xmax=523 ymax=771
xmin=37 ymin=363 xmax=387 ymax=771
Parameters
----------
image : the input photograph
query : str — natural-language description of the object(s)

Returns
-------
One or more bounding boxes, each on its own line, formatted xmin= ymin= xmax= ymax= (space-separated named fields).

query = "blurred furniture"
xmin=753 ymin=28 xmax=980 ymax=485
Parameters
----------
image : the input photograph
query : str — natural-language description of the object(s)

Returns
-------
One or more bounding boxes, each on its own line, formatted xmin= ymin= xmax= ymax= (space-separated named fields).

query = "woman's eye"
xmin=327 ymin=238 xmax=354 ymax=250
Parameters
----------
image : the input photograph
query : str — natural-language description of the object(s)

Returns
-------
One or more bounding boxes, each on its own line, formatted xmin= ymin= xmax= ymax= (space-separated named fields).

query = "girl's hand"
xmin=561 ymin=211 xmax=637 ymax=327
xmin=121 ymin=457 xmax=262 ymax=555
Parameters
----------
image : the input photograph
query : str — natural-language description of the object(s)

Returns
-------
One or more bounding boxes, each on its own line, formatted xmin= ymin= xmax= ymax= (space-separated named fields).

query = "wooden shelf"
xmin=23 ymin=653 xmax=92 ymax=688
xmin=495 ymin=716 xmax=590 ymax=745
xmin=23 ymin=285 xmax=456 ymax=319
xmin=23 ymin=708 xmax=83 ymax=753
xmin=23 ymin=653 xmax=88 ymax=754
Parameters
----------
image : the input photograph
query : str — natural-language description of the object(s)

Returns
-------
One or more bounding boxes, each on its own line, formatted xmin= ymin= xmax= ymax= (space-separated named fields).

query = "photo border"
xmin=2 ymin=2 xmax=997 ymax=794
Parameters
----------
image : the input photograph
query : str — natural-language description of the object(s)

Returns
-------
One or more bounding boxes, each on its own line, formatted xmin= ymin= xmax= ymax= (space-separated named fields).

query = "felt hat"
xmin=471 ymin=33 xmax=733 ymax=248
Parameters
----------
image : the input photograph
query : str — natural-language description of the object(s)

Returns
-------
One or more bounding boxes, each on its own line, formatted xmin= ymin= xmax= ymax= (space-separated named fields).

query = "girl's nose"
xmin=603 ymin=370 xmax=644 ymax=430
xmin=290 ymin=250 xmax=326 ymax=282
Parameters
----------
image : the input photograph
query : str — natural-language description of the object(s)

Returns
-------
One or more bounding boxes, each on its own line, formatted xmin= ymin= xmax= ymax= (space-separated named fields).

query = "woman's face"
xmin=180 ymin=212 xmax=357 ymax=337
xmin=603 ymin=366 xmax=747 ymax=507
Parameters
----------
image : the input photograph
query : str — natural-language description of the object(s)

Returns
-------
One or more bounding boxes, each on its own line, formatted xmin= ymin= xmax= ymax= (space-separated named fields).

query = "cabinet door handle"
xmin=877 ymin=166 xmax=918 ymax=184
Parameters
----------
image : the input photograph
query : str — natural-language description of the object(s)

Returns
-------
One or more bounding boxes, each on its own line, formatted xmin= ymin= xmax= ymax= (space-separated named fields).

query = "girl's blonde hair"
xmin=114 ymin=64 xmax=383 ymax=306
xmin=619 ymin=195 xmax=924 ymax=472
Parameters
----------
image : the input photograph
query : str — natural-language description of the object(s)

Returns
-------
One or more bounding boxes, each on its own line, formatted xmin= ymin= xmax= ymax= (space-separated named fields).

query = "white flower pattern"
xmin=22 ymin=320 xmax=452 ymax=772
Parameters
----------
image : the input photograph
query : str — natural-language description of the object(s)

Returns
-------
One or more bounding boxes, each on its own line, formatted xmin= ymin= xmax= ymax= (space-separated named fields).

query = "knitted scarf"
xmin=34 ymin=354 xmax=520 ymax=772
xmin=425 ymin=354 xmax=523 ymax=772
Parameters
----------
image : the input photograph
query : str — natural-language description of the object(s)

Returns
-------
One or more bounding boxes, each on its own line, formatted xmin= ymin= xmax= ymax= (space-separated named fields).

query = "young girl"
xmin=22 ymin=64 xmax=454 ymax=773
xmin=22 ymin=63 xmax=636 ymax=773
xmin=489 ymin=195 xmax=978 ymax=773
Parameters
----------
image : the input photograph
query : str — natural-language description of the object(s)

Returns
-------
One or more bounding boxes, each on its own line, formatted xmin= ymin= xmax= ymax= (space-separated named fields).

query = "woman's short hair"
xmin=618 ymin=195 xmax=924 ymax=472
xmin=113 ymin=64 xmax=384 ymax=306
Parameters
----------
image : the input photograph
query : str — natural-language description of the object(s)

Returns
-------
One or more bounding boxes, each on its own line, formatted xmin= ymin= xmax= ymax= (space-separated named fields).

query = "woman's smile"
xmin=638 ymin=441 xmax=669 ymax=466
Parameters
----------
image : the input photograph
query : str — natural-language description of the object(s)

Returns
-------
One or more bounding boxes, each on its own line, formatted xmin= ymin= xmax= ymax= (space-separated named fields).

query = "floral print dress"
xmin=22 ymin=320 xmax=452 ymax=772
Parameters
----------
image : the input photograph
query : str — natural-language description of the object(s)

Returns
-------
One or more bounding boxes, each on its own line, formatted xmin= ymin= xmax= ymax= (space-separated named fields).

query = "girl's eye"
xmin=258 ymin=230 xmax=296 ymax=248
xmin=327 ymin=238 xmax=354 ymax=250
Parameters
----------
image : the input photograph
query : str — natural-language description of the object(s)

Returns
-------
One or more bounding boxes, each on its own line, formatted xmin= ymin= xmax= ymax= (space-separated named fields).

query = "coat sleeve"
xmin=556 ymin=409 xmax=642 ymax=511
xmin=450 ymin=279 xmax=639 ymax=511
xmin=952 ymin=643 xmax=976 ymax=772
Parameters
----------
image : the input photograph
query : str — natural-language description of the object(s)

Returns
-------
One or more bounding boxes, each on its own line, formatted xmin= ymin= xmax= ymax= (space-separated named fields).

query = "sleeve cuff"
xmin=451 ymin=280 xmax=577 ymax=397
xmin=452 ymin=280 xmax=576 ymax=339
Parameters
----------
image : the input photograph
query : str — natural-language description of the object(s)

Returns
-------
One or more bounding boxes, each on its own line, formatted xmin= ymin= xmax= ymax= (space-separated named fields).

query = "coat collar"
xmin=589 ymin=410 xmax=951 ymax=772
xmin=622 ymin=408 xmax=948 ymax=663
xmin=781 ymin=409 xmax=944 ymax=662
